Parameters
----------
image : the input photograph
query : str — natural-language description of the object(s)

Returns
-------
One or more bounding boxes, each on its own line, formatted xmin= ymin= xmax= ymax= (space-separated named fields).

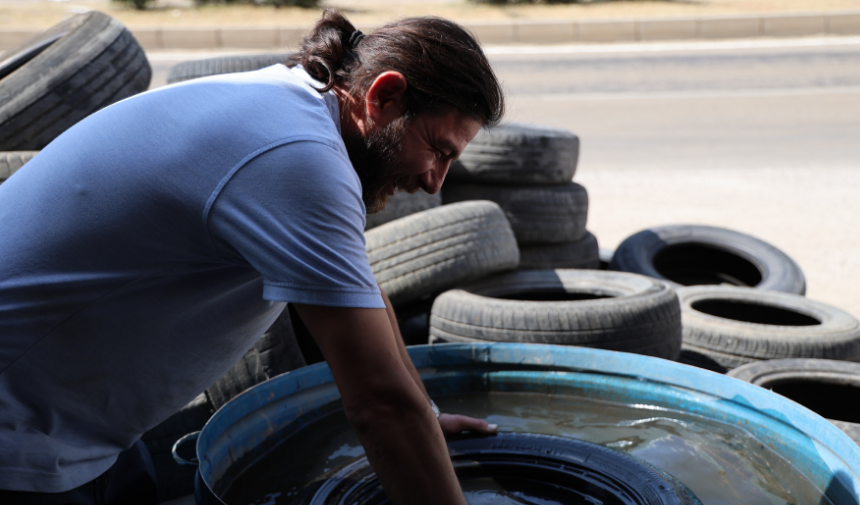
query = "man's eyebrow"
xmin=436 ymin=139 xmax=460 ymax=159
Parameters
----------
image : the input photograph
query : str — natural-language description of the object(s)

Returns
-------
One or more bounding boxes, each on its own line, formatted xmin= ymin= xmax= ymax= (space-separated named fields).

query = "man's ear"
xmin=364 ymin=71 xmax=407 ymax=129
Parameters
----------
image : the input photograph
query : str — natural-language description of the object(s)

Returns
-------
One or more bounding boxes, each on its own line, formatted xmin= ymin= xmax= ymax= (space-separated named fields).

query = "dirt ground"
xmin=3 ymin=0 xmax=860 ymax=29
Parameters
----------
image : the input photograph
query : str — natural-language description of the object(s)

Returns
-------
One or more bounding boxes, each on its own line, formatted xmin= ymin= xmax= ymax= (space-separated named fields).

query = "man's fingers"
xmin=438 ymin=413 xmax=499 ymax=436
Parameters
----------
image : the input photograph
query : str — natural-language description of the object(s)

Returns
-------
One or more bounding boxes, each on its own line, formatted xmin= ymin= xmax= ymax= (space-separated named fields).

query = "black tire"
xmin=0 ymin=12 xmax=151 ymax=151
xmin=448 ymin=123 xmax=579 ymax=185
xmin=678 ymin=344 xmax=754 ymax=374
xmin=366 ymin=201 xmax=520 ymax=307
xmin=301 ymin=433 xmax=699 ymax=505
xmin=0 ymin=151 xmax=37 ymax=183
xmin=610 ymin=224 xmax=806 ymax=295
xmin=142 ymin=308 xmax=305 ymax=501
xmin=393 ymin=296 xmax=439 ymax=347
xmin=728 ymin=358 xmax=860 ymax=445
xmin=677 ymin=286 xmax=860 ymax=371
xmin=166 ymin=53 xmax=290 ymax=84
xmin=205 ymin=309 xmax=306 ymax=411
xmin=287 ymin=303 xmax=325 ymax=366
xmin=364 ymin=190 xmax=441 ymax=230
xmin=830 ymin=419 xmax=860 ymax=446
xmin=599 ymin=247 xmax=614 ymax=270
xmin=253 ymin=308 xmax=307 ymax=379
xmin=204 ymin=343 xmax=269 ymax=412
xmin=518 ymin=231 xmax=599 ymax=269
xmin=397 ymin=312 xmax=430 ymax=347
xmin=429 ymin=269 xmax=682 ymax=359
xmin=442 ymin=182 xmax=588 ymax=245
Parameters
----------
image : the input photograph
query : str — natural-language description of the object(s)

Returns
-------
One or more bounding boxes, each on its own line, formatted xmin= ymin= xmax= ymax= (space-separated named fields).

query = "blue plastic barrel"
xmin=190 ymin=343 xmax=860 ymax=504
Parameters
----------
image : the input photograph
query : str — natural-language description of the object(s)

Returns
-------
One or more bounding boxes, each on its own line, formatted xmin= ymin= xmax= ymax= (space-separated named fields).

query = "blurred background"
xmin=3 ymin=0 xmax=860 ymax=315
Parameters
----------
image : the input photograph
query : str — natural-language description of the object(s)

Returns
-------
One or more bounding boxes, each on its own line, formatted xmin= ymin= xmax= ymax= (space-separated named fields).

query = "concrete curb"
xmin=2 ymin=11 xmax=860 ymax=50
xmin=471 ymin=11 xmax=860 ymax=45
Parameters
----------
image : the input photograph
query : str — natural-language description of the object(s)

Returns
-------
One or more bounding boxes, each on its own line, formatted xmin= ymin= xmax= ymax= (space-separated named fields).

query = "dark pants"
xmin=0 ymin=440 xmax=158 ymax=505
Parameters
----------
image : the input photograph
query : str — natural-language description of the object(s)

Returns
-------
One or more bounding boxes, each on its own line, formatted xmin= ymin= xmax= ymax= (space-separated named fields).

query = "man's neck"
xmin=333 ymin=85 xmax=365 ymax=145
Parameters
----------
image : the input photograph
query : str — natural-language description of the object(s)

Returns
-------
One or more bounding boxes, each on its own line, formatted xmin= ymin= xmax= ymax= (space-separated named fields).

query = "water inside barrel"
xmin=222 ymin=391 xmax=832 ymax=505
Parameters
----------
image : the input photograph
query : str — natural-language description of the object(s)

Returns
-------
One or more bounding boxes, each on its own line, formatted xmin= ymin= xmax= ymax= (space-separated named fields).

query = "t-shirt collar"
xmin=289 ymin=64 xmax=342 ymax=136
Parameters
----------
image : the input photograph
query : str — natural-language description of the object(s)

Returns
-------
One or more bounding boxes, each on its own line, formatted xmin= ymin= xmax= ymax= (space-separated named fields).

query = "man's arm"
xmin=293 ymin=303 xmax=467 ymax=505
xmin=377 ymin=287 xmax=498 ymax=436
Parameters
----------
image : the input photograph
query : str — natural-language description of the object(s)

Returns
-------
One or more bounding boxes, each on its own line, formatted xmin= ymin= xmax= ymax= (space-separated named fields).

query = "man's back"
xmin=0 ymin=64 xmax=381 ymax=492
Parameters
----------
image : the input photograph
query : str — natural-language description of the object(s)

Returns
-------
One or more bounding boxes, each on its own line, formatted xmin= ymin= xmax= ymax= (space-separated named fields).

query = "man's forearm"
xmin=293 ymin=303 xmax=467 ymax=505
xmin=378 ymin=286 xmax=431 ymax=402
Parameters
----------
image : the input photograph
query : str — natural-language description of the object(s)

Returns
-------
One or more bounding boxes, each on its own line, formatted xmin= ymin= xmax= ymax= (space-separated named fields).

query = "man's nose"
xmin=421 ymin=162 xmax=450 ymax=195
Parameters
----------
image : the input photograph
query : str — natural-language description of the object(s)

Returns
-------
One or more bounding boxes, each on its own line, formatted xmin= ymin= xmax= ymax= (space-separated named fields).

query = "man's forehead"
xmin=426 ymin=110 xmax=482 ymax=138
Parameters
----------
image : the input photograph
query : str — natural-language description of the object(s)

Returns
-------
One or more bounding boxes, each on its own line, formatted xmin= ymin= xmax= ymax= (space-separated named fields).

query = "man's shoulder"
xmin=103 ymin=63 xmax=350 ymax=186
xmin=170 ymin=64 xmax=314 ymax=97
xmin=158 ymin=64 xmax=332 ymax=118
xmin=229 ymin=136 xmax=359 ymax=204
xmin=122 ymin=64 xmax=341 ymax=147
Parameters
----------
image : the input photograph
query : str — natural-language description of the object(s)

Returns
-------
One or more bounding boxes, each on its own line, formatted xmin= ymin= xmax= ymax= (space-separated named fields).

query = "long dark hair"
xmin=286 ymin=9 xmax=504 ymax=126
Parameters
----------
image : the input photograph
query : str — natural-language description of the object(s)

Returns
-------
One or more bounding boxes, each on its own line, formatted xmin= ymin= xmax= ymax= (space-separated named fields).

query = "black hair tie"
xmin=347 ymin=30 xmax=365 ymax=50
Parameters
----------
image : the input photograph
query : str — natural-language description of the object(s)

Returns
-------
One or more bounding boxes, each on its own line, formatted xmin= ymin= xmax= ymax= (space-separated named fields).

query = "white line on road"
xmin=484 ymin=36 xmax=860 ymax=56
xmin=516 ymin=85 xmax=860 ymax=101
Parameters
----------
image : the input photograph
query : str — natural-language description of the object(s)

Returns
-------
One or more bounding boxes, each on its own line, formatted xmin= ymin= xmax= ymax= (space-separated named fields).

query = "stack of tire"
xmin=442 ymin=123 xmax=598 ymax=270
xmin=364 ymin=200 xmax=521 ymax=343
xmin=608 ymin=224 xmax=860 ymax=373
xmin=360 ymin=195 xmax=683 ymax=364
xmin=608 ymin=224 xmax=860 ymax=445
xmin=411 ymin=124 xmax=685 ymax=361
xmin=360 ymin=123 xmax=594 ymax=344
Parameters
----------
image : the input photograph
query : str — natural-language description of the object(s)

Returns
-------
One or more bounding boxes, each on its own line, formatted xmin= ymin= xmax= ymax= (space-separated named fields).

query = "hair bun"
xmin=347 ymin=30 xmax=365 ymax=50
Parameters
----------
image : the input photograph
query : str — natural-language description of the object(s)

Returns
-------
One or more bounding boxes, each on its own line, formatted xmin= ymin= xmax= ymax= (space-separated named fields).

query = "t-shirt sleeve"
xmin=206 ymin=139 xmax=384 ymax=308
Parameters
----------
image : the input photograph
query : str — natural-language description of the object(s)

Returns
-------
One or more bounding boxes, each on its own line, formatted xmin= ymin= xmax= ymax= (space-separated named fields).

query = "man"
xmin=0 ymin=9 xmax=504 ymax=505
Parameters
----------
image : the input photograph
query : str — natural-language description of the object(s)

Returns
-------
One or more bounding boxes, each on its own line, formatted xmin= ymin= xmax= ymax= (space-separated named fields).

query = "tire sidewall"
xmin=610 ymin=225 xmax=805 ymax=295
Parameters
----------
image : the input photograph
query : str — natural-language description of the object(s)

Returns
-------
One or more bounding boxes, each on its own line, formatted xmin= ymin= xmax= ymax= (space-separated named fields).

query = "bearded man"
xmin=0 ymin=10 xmax=504 ymax=505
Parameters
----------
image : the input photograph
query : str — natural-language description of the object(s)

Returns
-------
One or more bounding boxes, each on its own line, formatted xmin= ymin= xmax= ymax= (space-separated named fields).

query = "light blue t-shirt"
xmin=0 ymin=65 xmax=384 ymax=492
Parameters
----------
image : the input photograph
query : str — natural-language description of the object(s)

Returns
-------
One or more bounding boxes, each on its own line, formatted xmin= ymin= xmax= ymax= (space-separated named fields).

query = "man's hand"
xmin=439 ymin=413 xmax=498 ymax=437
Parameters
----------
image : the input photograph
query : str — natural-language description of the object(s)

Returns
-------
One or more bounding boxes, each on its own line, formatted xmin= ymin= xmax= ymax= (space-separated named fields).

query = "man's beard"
xmin=344 ymin=114 xmax=420 ymax=215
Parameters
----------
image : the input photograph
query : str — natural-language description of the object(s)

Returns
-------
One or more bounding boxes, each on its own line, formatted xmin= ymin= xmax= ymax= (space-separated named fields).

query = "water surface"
xmin=224 ymin=391 xmax=831 ymax=505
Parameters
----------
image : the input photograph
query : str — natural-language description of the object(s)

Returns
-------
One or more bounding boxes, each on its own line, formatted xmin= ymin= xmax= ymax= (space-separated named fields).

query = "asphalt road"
xmin=490 ymin=38 xmax=860 ymax=171
xmin=147 ymin=37 xmax=860 ymax=316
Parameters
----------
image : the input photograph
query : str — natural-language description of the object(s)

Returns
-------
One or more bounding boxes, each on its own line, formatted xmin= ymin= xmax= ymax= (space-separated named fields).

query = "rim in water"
xmin=298 ymin=433 xmax=700 ymax=505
